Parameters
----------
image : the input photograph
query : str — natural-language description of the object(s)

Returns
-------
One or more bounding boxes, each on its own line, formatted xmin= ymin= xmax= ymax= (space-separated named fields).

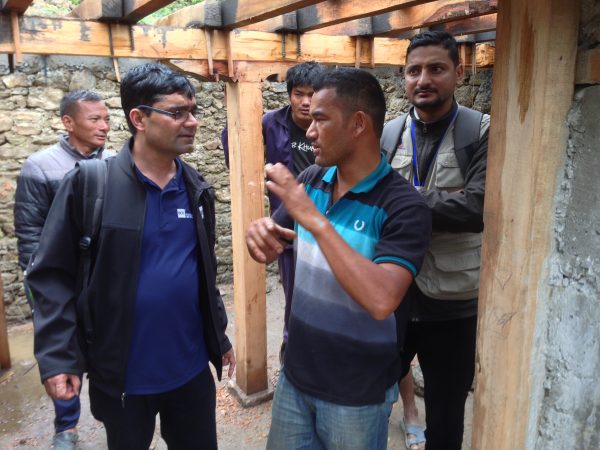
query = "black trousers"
xmin=401 ymin=315 xmax=478 ymax=450
xmin=90 ymin=367 xmax=217 ymax=450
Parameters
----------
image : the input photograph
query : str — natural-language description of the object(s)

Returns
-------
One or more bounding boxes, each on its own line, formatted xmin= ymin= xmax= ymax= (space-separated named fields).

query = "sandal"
xmin=401 ymin=418 xmax=426 ymax=450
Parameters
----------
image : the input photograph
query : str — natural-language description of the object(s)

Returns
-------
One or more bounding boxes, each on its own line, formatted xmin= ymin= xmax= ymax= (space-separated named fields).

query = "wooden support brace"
xmin=9 ymin=10 xmax=20 ymax=64
xmin=204 ymin=28 xmax=216 ymax=80
xmin=0 ymin=274 xmax=11 ymax=370
xmin=576 ymin=48 xmax=600 ymax=84
xmin=355 ymin=36 xmax=361 ymax=68
xmin=472 ymin=0 xmax=579 ymax=448
xmin=107 ymin=24 xmax=121 ymax=83
xmin=225 ymin=81 xmax=270 ymax=400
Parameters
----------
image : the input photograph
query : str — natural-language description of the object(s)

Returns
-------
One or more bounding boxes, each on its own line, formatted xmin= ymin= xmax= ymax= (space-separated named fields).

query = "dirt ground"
xmin=0 ymin=278 xmax=472 ymax=449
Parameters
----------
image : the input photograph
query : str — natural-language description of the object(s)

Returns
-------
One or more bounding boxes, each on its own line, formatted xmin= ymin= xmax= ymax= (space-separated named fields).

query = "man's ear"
xmin=129 ymin=109 xmax=146 ymax=132
xmin=353 ymin=111 xmax=368 ymax=137
xmin=61 ymin=115 xmax=74 ymax=132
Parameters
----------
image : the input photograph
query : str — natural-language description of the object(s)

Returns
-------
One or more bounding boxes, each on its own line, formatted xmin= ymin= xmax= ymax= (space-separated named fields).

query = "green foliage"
xmin=141 ymin=0 xmax=205 ymax=25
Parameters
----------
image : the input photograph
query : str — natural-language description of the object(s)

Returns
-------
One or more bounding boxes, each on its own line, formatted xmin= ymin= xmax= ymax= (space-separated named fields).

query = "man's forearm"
xmin=305 ymin=216 xmax=413 ymax=320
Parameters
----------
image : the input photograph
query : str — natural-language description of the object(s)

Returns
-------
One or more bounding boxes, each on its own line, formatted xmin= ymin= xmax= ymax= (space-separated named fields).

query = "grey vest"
xmin=381 ymin=107 xmax=490 ymax=300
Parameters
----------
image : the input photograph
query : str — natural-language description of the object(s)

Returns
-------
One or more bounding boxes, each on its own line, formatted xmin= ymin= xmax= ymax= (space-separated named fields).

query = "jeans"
xmin=54 ymin=395 xmax=81 ymax=433
xmin=267 ymin=372 xmax=398 ymax=450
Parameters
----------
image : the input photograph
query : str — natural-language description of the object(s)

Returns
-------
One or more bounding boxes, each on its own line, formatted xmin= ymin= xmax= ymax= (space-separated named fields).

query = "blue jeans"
xmin=267 ymin=372 xmax=398 ymax=450
xmin=54 ymin=395 xmax=81 ymax=433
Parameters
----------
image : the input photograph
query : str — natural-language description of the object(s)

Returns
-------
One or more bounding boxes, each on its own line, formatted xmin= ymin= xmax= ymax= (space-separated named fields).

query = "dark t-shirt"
xmin=288 ymin=116 xmax=315 ymax=176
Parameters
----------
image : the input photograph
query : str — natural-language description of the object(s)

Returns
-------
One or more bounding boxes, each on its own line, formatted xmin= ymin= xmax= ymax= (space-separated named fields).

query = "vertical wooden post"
xmin=10 ymin=11 xmax=22 ymax=64
xmin=0 ymin=274 xmax=11 ymax=370
xmin=472 ymin=0 xmax=579 ymax=449
xmin=225 ymin=81 xmax=269 ymax=398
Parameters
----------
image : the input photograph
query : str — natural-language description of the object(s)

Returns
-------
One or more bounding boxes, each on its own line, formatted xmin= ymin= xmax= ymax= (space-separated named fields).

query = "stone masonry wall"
xmin=0 ymin=55 xmax=492 ymax=323
xmin=535 ymin=1 xmax=600 ymax=447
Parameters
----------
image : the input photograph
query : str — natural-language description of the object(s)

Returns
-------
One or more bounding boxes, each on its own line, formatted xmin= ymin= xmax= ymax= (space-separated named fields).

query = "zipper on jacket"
xmin=121 ymin=392 xmax=126 ymax=408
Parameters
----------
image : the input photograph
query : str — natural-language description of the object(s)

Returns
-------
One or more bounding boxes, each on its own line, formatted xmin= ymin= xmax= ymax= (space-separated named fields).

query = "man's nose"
xmin=306 ymin=120 xmax=316 ymax=139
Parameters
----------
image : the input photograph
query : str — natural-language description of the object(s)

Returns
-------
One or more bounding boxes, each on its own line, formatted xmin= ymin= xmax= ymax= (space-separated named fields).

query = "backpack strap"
xmin=454 ymin=106 xmax=484 ymax=177
xmin=381 ymin=113 xmax=408 ymax=163
xmin=76 ymin=159 xmax=107 ymax=345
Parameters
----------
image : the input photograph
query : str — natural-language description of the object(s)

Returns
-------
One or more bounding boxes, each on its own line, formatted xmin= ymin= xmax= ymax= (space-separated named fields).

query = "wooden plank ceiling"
xmin=0 ymin=0 xmax=498 ymax=79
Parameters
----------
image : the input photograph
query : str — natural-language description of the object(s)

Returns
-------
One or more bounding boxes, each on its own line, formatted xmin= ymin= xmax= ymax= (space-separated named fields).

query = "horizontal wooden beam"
xmin=373 ymin=0 xmax=498 ymax=36
xmin=431 ymin=12 xmax=496 ymax=35
xmin=153 ymin=0 xmax=221 ymax=28
xmin=454 ymin=30 xmax=496 ymax=42
xmin=306 ymin=18 xmax=373 ymax=36
xmin=70 ymin=0 xmax=122 ymax=21
xmin=220 ymin=0 xmax=325 ymax=30
xmin=0 ymin=15 xmax=210 ymax=59
xmin=242 ymin=12 xmax=298 ymax=32
xmin=0 ymin=14 xmax=410 ymax=66
xmin=123 ymin=0 xmax=175 ymax=22
xmin=0 ymin=0 xmax=33 ymax=14
xmin=576 ymin=48 xmax=600 ymax=84
xmin=296 ymin=0 xmax=427 ymax=32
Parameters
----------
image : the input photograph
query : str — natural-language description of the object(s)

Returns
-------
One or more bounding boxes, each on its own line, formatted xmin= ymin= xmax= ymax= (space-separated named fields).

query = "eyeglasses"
xmin=136 ymin=105 xmax=200 ymax=123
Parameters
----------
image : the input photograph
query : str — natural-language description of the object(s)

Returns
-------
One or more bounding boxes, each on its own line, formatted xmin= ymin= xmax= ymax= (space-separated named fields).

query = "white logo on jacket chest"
xmin=177 ymin=208 xmax=193 ymax=219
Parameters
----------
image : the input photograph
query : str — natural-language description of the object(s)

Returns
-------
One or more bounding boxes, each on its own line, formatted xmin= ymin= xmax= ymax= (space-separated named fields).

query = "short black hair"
xmin=286 ymin=61 xmax=326 ymax=95
xmin=313 ymin=68 xmax=386 ymax=138
xmin=120 ymin=62 xmax=196 ymax=134
xmin=59 ymin=90 xmax=103 ymax=117
xmin=406 ymin=31 xmax=460 ymax=67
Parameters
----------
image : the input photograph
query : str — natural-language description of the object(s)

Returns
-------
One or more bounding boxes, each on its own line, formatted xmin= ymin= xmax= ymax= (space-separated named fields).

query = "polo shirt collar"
xmin=322 ymin=152 xmax=391 ymax=194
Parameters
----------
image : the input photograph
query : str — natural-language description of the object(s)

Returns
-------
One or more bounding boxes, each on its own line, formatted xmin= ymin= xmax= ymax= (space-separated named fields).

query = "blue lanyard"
xmin=410 ymin=108 xmax=459 ymax=187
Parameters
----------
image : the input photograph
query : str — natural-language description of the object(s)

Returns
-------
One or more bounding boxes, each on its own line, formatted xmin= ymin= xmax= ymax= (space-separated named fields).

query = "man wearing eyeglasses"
xmin=26 ymin=63 xmax=235 ymax=450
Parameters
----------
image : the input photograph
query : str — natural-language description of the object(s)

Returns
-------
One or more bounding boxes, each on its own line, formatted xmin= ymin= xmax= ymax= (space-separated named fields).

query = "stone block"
xmin=1 ymin=73 xmax=29 ymax=89
xmin=27 ymin=87 xmax=64 ymax=110
xmin=105 ymin=96 xmax=122 ymax=108
xmin=69 ymin=69 xmax=97 ymax=91
xmin=0 ymin=116 xmax=13 ymax=133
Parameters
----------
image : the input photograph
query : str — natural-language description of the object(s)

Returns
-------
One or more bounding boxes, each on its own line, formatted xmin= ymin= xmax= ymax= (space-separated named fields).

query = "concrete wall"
xmin=535 ymin=1 xmax=600 ymax=447
xmin=0 ymin=55 xmax=493 ymax=324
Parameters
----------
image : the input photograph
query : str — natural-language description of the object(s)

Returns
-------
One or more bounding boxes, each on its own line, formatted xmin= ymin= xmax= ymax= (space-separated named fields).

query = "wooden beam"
xmin=70 ymin=0 xmax=123 ymax=21
xmin=306 ymin=18 xmax=373 ymax=36
xmin=9 ymin=10 xmax=20 ymax=63
xmin=0 ymin=15 xmax=410 ymax=66
xmin=296 ymin=0 xmax=429 ymax=32
xmin=123 ymin=0 xmax=181 ymax=23
xmin=153 ymin=1 xmax=221 ymax=28
xmin=576 ymin=48 xmax=600 ymax=84
xmin=0 ymin=0 xmax=34 ymax=14
xmin=166 ymin=59 xmax=296 ymax=82
xmin=472 ymin=0 xmax=579 ymax=449
xmin=220 ymin=0 xmax=324 ymax=30
xmin=0 ymin=273 xmax=10 ymax=370
xmin=430 ymin=12 xmax=496 ymax=35
xmin=242 ymin=12 xmax=297 ymax=33
xmin=0 ymin=15 xmax=210 ymax=59
xmin=373 ymin=0 xmax=498 ymax=36
xmin=225 ymin=81 xmax=268 ymax=396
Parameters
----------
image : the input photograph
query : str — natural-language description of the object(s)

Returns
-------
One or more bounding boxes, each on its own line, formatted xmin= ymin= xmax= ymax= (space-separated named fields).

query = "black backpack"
xmin=24 ymin=159 xmax=107 ymax=336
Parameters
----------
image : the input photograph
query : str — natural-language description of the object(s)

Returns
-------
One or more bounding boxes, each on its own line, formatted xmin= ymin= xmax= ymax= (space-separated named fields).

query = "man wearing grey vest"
xmin=14 ymin=90 xmax=112 ymax=450
xmin=381 ymin=31 xmax=490 ymax=450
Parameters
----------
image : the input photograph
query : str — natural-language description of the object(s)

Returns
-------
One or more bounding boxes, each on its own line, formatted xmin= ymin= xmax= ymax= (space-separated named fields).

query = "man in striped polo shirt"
xmin=247 ymin=68 xmax=432 ymax=449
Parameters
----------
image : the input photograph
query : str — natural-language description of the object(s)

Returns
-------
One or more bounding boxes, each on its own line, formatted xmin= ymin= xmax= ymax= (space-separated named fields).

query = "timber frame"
xmin=0 ymin=0 xmax=591 ymax=448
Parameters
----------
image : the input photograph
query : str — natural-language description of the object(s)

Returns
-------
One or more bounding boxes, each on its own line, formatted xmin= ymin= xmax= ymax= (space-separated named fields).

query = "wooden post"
xmin=0 ymin=274 xmax=11 ymax=370
xmin=472 ymin=0 xmax=579 ymax=449
xmin=225 ymin=81 xmax=270 ymax=402
xmin=10 ymin=10 xmax=21 ymax=64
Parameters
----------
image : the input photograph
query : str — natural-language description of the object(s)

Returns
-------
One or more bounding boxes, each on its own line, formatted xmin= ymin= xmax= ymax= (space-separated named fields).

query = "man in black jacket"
xmin=14 ymin=90 xmax=112 ymax=450
xmin=27 ymin=63 xmax=235 ymax=450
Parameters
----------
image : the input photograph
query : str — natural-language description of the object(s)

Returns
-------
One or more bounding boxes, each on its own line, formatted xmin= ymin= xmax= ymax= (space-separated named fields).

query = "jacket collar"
xmin=117 ymin=137 xmax=211 ymax=192
xmin=59 ymin=134 xmax=105 ymax=159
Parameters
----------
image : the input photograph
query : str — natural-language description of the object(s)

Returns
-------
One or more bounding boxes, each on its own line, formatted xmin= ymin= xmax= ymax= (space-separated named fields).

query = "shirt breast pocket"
xmin=435 ymin=153 xmax=464 ymax=190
